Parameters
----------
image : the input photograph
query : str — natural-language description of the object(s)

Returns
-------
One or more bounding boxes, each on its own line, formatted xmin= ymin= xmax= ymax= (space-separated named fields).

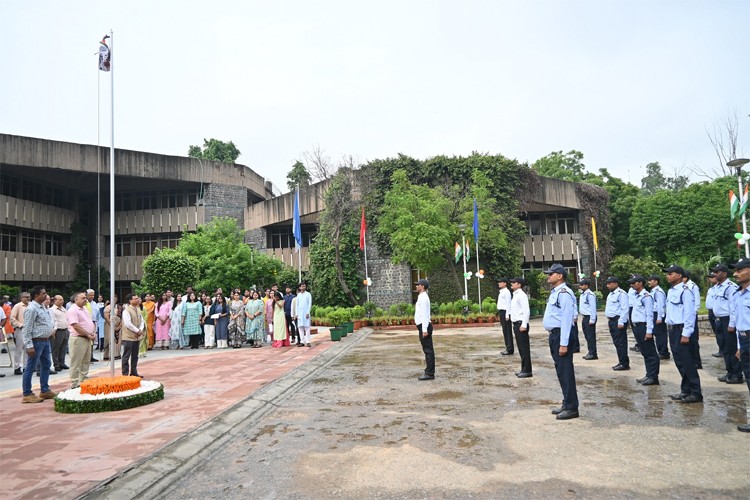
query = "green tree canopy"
xmin=188 ymin=138 xmax=241 ymax=163
xmin=135 ymin=248 xmax=199 ymax=296
xmin=532 ymin=150 xmax=587 ymax=182
xmin=606 ymin=254 xmax=663 ymax=289
xmin=286 ymin=161 xmax=312 ymax=191
xmin=586 ymin=168 xmax=641 ymax=256
xmin=641 ymin=161 xmax=689 ymax=195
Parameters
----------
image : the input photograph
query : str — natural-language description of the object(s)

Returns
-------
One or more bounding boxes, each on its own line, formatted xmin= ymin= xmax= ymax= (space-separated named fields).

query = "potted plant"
xmin=329 ymin=326 xmax=343 ymax=341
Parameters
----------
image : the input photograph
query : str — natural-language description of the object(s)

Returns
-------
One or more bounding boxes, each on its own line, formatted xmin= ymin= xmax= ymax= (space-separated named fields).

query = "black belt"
xmin=738 ymin=331 xmax=749 ymax=336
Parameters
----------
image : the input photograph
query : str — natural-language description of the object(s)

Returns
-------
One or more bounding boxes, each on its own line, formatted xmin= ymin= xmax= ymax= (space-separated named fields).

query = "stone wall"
xmin=365 ymin=243 xmax=412 ymax=309
xmin=204 ymin=183 xmax=247 ymax=227
xmin=245 ymin=228 xmax=266 ymax=249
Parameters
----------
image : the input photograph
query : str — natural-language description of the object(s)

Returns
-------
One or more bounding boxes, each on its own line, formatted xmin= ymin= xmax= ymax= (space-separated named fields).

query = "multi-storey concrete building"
xmin=1 ymin=134 xmax=601 ymax=304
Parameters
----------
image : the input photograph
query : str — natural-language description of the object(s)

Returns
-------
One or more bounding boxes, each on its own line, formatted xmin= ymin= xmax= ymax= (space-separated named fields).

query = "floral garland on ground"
xmin=80 ymin=375 xmax=142 ymax=395
xmin=54 ymin=380 xmax=164 ymax=414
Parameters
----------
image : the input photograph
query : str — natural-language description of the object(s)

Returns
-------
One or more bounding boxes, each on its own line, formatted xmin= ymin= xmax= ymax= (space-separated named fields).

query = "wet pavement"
xmin=2 ymin=321 xmax=748 ymax=499
xmin=157 ymin=323 xmax=750 ymax=499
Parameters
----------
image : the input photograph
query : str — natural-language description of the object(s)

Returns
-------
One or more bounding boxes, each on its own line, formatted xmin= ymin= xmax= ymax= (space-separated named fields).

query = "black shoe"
xmin=696 ymin=364 xmax=703 ymax=370
xmin=636 ymin=376 xmax=648 ymax=383
xmin=612 ymin=364 xmax=630 ymax=371
xmin=659 ymin=354 xmax=670 ymax=360
xmin=0 ymin=373 xmax=4 ymax=377
xmin=718 ymin=375 xmax=728 ymax=382
xmin=556 ymin=409 xmax=579 ymax=420
xmin=14 ymin=368 xmax=22 ymax=375
xmin=551 ymin=407 xmax=563 ymax=415
xmin=670 ymin=393 xmax=688 ymax=401
xmin=725 ymin=377 xmax=744 ymax=384
xmin=418 ymin=374 xmax=435 ymax=381
xmin=630 ymin=345 xmax=640 ymax=352
xmin=583 ymin=353 xmax=598 ymax=360
xmin=61 ymin=364 xmax=69 ymax=369
xmin=131 ymin=374 xmax=144 ymax=378
xmin=738 ymin=423 xmax=750 ymax=433
xmin=515 ymin=372 xmax=533 ymax=378
xmin=90 ymin=358 xmax=98 ymax=363
xmin=500 ymin=351 xmax=514 ymax=356
xmin=641 ymin=378 xmax=659 ymax=386
xmin=296 ymin=343 xmax=304 ymax=347
xmin=0 ymin=348 xmax=6 ymax=353
xmin=712 ymin=351 xmax=723 ymax=358
xmin=679 ymin=394 xmax=703 ymax=404
xmin=36 ymin=371 xmax=40 ymax=377
xmin=572 ymin=349 xmax=580 ymax=353
xmin=41 ymin=370 xmax=58 ymax=376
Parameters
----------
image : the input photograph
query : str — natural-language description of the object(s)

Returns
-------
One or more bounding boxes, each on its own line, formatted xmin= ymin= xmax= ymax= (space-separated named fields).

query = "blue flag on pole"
xmin=472 ymin=198 xmax=479 ymax=243
xmin=293 ymin=188 xmax=302 ymax=251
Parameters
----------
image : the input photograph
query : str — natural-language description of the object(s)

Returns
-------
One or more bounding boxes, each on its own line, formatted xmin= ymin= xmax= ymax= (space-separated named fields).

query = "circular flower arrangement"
xmin=54 ymin=377 xmax=164 ymax=413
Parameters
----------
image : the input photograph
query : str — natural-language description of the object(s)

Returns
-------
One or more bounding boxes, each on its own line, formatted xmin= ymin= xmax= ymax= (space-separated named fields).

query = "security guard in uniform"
xmin=543 ymin=263 xmax=579 ymax=420
xmin=705 ymin=272 xmax=720 ymax=357
xmin=648 ymin=275 xmax=670 ymax=360
xmin=682 ymin=272 xmax=702 ymax=369
xmin=728 ymin=257 xmax=750 ymax=432
xmin=664 ymin=264 xmax=702 ymax=403
xmin=605 ymin=276 xmax=630 ymax=370
xmin=578 ymin=279 xmax=598 ymax=360
xmin=711 ymin=264 xmax=741 ymax=384
xmin=629 ymin=275 xmax=659 ymax=385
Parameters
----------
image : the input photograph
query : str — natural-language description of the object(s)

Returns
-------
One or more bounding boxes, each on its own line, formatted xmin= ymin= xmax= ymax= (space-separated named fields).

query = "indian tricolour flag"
xmin=454 ymin=242 xmax=463 ymax=263
xmin=730 ymin=190 xmax=739 ymax=220
xmin=739 ymin=185 xmax=750 ymax=218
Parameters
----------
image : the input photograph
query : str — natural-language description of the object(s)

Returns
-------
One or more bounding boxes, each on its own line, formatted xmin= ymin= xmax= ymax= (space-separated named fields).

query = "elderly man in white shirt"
xmin=414 ymin=279 xmax=434 ymax=381
xmin=497 ymin=278 xmax=513 ymax=355
xmin=509 ymin=277 xmax=532 ymax=378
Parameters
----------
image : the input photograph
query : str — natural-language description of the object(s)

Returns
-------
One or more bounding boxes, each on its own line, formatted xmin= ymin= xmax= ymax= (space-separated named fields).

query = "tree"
xmin=188 ymin=138 xmax=241 ymax=163
xmin=699 ymin=110 xmax=741 ymax=179
xmin=607 ymin=254 xmax=662 ymax=287
xmin=586 ymin=168 xmax=641 ymax=257
xmin=286 ymin=161 xmax=312 ymax=191
xmin=135 ymin=248 xmax=199 ymax=295
xmin=641 ymin=162 xmax=689 ymax=195
xmin=302 ymin=145 xmax=336 ymax=181
xmin=532 ymin=150 xmax=587 ymax=182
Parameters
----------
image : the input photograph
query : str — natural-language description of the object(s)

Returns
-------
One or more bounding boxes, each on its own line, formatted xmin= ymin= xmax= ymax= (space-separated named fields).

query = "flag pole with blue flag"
xmin=293 ymin=186 xmax=303 ymax=282
xmin=473 ymin=198 xmax=482 ymax=311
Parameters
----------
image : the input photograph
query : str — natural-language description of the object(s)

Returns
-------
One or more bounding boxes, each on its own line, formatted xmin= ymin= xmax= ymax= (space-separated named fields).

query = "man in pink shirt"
xmin=66 ymin=291 xmax=96 ymax=389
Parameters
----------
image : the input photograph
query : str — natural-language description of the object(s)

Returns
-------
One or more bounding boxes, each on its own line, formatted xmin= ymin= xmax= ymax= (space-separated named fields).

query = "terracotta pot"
xmin=353 ymin=320 xmax=362 ymax=330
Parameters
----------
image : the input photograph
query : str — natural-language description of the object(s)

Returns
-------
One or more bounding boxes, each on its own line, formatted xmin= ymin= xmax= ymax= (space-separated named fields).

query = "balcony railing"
xmin=264 ymin=247 xmax=310 ymax=271
xmin=101 ymin=255 xmax=147 ymax=282
xmin=0 ymin=195 xmax=76 ymax=234
xmin=523 ymin=234 xmax=579 ymax=263
xmin=102 ymin=206 xmax=205 ymax=235
xmin=0 ymin=251 xmax=77 ymax=282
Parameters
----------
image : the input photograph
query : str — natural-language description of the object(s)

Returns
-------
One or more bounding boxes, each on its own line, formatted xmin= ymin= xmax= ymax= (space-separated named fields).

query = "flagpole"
xmin=108 ymin=29 xmax=116 ymax=378
xmin=461 ymin=231 xmax=468 ymax=301
xmin=475 ymin=241 xmax=481 ymax=311
xmin=364 ymin=233 xmax=370 ymax=303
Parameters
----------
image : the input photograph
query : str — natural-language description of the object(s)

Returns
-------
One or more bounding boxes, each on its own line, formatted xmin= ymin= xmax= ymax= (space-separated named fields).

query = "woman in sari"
xmin=142 ymin=294 xmax=156 ymax=349
xmin=228 ymin=291 xmax=246 ymax=348
xmin=211 ymin=294 xmax=230 ymax=349
xmin=272 ymin=291 xmax=290 ymax=348
xmin=139 ymin=294 xmax=149 ymax=357
xmin=154 ymin=293 xmax=172 ymax=349
xmin=182 ymin=292 xmax=203 ymax=349
xmin=264 ymin=292 xmax=275 ymax=344
xmin=244 ymin=290 xmax=264 ymax=348
xmin=169 ymin=294 xmax=184 ymax=349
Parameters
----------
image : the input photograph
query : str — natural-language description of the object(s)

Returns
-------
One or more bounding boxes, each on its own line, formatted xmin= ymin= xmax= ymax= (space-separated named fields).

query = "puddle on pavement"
xmin=424 ymin=390 xmax=464 ymax=401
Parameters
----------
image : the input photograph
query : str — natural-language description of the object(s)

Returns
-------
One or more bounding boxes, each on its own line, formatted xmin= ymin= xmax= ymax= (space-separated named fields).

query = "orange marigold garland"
xmin=80 ymin=376 xmax=142 ymax=396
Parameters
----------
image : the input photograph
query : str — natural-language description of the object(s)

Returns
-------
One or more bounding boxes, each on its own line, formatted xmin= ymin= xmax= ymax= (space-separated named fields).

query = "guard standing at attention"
xmin=629 ymin=275 xmax=659 ymax=385
xmin=543 ymin=263 xmax=579 ymax=420
xmin=605 ymin=276 xmax=630 ymax=371
xmin=728 ymin=257 xmax=750 ymax=432
xmin=509 ymin=277 xmax=531 ymax=378
xmin=627 ymin=285 xmax=640 ymax=353
xmin=682 ymin=272 xmax=702 ymax=369
xmin=414 ymin=279 xmax=435 ymax=381
xmin=497 ymin=278 xmax=513 ymax=355
xmin=578 ymin=279 xmax=598 ymax=360
xmin=648 ymin=275 xmax=670 ymax=360
xmin=664 ymin=264 xmax=702 ymax=403
xmin=705 ymin=272 xmax=720 ymax=358
xmin=711 ymin=264 xmax=741 ymax=384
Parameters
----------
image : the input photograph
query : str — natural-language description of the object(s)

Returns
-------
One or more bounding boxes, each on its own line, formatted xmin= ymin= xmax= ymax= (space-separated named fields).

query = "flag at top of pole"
xmin=292 ymin=188 xmax=302 ymax=251
xmin=359 ymin=207 xmax=367 ymax=250
xmin=472 ymin=198 xmax=479 ymax=243
xmin=591 ymin=217 xmax=599 ymax=252
xmin=739 ymin=185 xmax=749 ymax=217
xmin=98 ymin=35 xmax=111 ymax=72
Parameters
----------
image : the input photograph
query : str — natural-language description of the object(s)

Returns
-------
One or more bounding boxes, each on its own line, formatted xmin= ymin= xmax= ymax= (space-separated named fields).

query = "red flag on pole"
xmin=359 ymin=207 xmax=366 ymax=250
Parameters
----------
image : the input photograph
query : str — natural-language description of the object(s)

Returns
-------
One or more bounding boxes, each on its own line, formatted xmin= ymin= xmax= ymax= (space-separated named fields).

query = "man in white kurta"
xmin=414 ymin=279 xmax=434 ymax=380
xmin=295 ymin=283 xmax=313 ymax=347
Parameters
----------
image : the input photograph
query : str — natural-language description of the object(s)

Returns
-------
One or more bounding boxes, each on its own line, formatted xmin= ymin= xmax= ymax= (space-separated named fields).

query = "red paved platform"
xmin=0 ymin=338 xmax=333 ymax=499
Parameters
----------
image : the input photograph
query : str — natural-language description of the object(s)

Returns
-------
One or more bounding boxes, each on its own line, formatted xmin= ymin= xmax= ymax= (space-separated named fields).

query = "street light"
xmin=729 ymin=158 xmax=750 ymax=258
xmin=458 ymin=223 xmax=468 ymax=300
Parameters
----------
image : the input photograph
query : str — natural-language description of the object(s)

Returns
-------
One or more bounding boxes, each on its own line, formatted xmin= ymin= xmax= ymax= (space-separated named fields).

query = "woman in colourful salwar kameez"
xmin=272 ymin=292 xmax=290 ymax=348
xmin=244 ymin=290 xmax=264 ymax=347
xmin=154 ymin=293 xmax=172 ymax=349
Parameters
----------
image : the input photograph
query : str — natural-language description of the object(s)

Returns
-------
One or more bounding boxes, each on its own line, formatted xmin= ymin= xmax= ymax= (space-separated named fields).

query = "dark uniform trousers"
xmin=717 ymin=316 xmax=742 ymax=380
xmin=738 ymin=331 xmax=750 ymax=393
xmin=708 ymin=310 xmax=721 ymax=351
xmin=51 ymin=328 xmax=69 ymax=371
xmin=582 ymin=315 xmax=597 ymax=356
xmin=417 ymin=322 xmax=435 ymax=377
xmin=570 ymin=321 xmax=580 ymax=352
xmin=514 ymin=321 xmax=532 ymax=374
xmin=499 ymin=309 xmax=513 ymax=353
xmin=653 ymin=312 xmax=669 ymax=358
xmin=548 ymin=328 xmax=578 ymax=411
xmin=632 ymin=322 xmax=659 ymax=379
xmin=668 ymin=324 xmax=701 ymax=397
xmin=608 ymin=316 xmax=630 ymax=367
xmin=691 ymin=314 xmax=702 ymax=368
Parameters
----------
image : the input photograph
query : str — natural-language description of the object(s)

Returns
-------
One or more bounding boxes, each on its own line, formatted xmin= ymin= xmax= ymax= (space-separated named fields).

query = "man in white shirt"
xmin=509 ymin=277 xmax=532 ymax=378
xmin=414 ymin=279 xmax=434 ymax=381
xmin=497 ymin=278 xmax=513 ymax=355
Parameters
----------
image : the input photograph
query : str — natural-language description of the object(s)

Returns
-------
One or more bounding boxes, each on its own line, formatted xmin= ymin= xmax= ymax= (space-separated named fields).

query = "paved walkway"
xmin=0 ymin=330 xmax=341 ymax=500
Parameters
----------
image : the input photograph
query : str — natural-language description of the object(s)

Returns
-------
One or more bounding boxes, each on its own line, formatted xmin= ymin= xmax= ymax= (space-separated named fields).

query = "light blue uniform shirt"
xmin=650 ymin=285 xmax=666 ymax=321
xmin=627 ymin=287 xmax=637 ymax=308
xmin=543 ymin=283 xmax=576 ymax=346
xmin=630 ymin=289 xmax=654 ymax=334
xmin=605 ymin=287 xmax=629 ymax=326
xmin=666 ymin=283 xmax=695 ymax=337
xmin=685 ymin=280 xmax=700 ymax=315
xmin=578 ymin=289 xmax=597 ymax=322
xmin=711 ymin=280 xmax=737 ymax=318
xmin=705 ymin=285 xmax=716 ymax=311
xmin=729 ymin=286 xmax=750 ymax=349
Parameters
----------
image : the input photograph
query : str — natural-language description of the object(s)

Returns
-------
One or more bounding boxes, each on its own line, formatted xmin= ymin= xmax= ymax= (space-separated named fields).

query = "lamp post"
xmin=729 ymin=158 xmax=750 ymax=258
xmin=458 ymin=224 xmax=468 ymax=300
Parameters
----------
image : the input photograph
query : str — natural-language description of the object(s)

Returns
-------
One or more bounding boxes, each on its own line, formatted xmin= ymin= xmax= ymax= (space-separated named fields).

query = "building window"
xmin=1 ymin=174 xmax=18 ymax=197
xmin=135 ymin=191 xmax=158 ymax=210
xmin=134 ymin=236 xmax=157 ymax=256
xmin=45 ymin=234 xmax=63 ymax=255
xmin=116 ymin=237 xmax=132 ymax=257
xmin=0 ymin=227 xmax=16 ymax=251
xmin=161 ymin=234 xmax=181 ymax=249
xmin=526 ymin=215 xmax=542 ymax=235
xmin=20 ymin=230 xmax=43 ymax=254
xmin=269 ymin=225 xmax=317 ymax=249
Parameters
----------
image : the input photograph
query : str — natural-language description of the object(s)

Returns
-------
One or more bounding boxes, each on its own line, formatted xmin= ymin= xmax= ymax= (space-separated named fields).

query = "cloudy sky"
xmin=1 ymin=1 xmax=747 ymax=192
